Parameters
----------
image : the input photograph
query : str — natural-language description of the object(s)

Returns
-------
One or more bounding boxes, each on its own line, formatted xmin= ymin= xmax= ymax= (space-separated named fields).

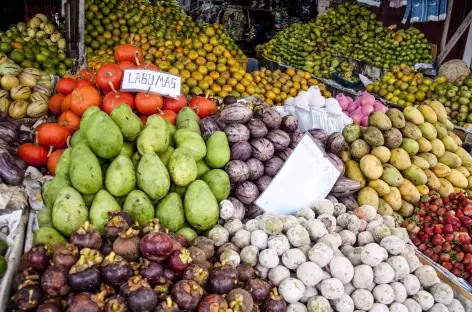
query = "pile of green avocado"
xmin=35 ymin=104 xmax=231 ymax=245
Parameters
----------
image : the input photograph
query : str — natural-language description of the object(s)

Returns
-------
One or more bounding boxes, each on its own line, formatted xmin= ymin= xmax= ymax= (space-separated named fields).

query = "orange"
xmin=211 ymin=84 xmax=222 ymax=93
xmin=235 ymin=83 xmax=245 ymax=93
xmin=222 ymin=85 xmax=232 ymax=92
xmin=227 ymin=78 xmax=238 ymax=87
xmin=191 ymin=71 xmax=203 ymax=81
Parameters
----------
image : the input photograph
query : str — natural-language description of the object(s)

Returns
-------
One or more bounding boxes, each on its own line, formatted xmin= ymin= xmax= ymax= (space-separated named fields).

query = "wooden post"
xmin=440 ymin=0 xmax=455 ymax=51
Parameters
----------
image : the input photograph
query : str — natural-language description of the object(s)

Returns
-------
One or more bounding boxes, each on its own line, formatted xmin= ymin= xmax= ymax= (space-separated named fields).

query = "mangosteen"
xmin=183 ymin=263 xmax=209 ymax=286
xmin=245 ymin=278 xmax=271 ymax=305
xmin=172 ymin=233 xmax=188 ymax=247
xmin=100 ymin=240 xmax=114 ymax=257
xmin=197 ymin=294 xmax=228 ymax=312
xmin=90 ymin=284 xmax=115 ymax=310
xmin=100 ymin=252 xmax=133 ymax=288
xmin=223 ymin=95 xmax=238 ymax=105
xmin=36 ymin=302 xmax=61 ymax=312
xmin=128 ymin=282 xmax=158 ymax=312
xmin=13 ymin=279 xmax=44 ymax=310
xmin=120 ymin=276 xmax=150 ymax=298
xmin=260 ymin=288 xmax=286 ymax=312
xmin=191 ymin=236 xmax=215 ymax=259
xmin=41 ymin=266 xmax=71 ymax=297
xmin=104 ymin=295 xmax=127 ymax=312
xmin=12 ymin=268 xmax=38 ymax=290
xmin=52 ymin=243 xmax=79 ymax=271
xmin=227 ymin=288 xmax=254 ymax=312
xmin=68 ymin=249 xmax=103 ymax=292
xmin=70 ymin=221 xmax=102 ymax=250
xmin=140 ymin=222 xmax=174 ymax=261
xmin=140 ymin=259 xmax=163 ymax=287
xmin=237 ymin=263 xmax=256 ymax=283
xmin=113 ymin=226 xmax=141 ymax=261
xmin=27 ymin=245 xmax=51 ymax=271
xmin=154 ymin=278 xmax=173 ymax=301
xmin=206 ymin=263 xmax=238 ymax=294
xmin=105 ymin=211 xmax=133 ymax=241
xmin=171 ymin=279 xmax=203 ymax=310
xmin=188 ymin=246 xmax=207 ymax=263
xmin=162 ymin=265 xmax=183 ymax=282
xmin=69 ymin=293 xmax=100 ymax=312
xmin=217 ymin=242 xmax=240 ymax=258
xmin=154 ymin=297 xmax=180 ymax=312
xmin=167 ymin=248 xmax=192 ymax=271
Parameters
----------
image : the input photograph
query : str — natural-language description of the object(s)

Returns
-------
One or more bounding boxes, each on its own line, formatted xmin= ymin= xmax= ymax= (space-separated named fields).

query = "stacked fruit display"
xmin=338 ymin=101 xmax=472 ymax=221
xmin=0 ymin=57 xmax=55 ymax=119
xmin=251 ymin=68 xmax=331 ymax=105
xmin=32 ymin=92 xmax=235 ymax=243
xmin=428 ymin=73 xmax=472 ymax=127
xmin=405 ymin=191 xmax=472 ymax=284
xmin=0 ymin=14 xmax=72 ymax=76
xmin=17 ymin=213 xmax=283 ymax=312
xmin=366 ymin=65 xmax=443 ymax=107
xmin=259 ymin=1 xmax=432 ymax=78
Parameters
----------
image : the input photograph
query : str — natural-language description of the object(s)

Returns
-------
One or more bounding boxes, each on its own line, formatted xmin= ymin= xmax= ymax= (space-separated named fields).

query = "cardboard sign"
xmin=121 ymin=69 xmax=181 ymax=98
xmin=255 ymin=134 xmax=340 ymax=215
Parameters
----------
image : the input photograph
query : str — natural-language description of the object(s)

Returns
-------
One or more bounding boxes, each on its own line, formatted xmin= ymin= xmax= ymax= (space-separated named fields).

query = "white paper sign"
xmin=121 ymin=69 xmax=181 ymax=98
xmin=255 ymin=134 xmax=340 ymax=215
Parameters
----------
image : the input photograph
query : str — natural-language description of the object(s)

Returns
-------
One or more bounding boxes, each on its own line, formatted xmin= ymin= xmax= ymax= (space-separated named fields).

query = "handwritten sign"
xmin=121 ymin=69 xmax=181 ymax=98
xmin=255 ymin=134 xmax=340 ymax=215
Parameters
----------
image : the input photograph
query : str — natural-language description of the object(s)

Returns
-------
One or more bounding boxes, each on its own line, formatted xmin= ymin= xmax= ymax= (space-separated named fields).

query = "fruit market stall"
xmin=2 ymin=0 xmax=472 ymax=311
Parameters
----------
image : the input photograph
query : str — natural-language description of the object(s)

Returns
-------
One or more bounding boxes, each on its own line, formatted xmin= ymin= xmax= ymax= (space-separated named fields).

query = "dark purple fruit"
xmin=128 ymin=288 xmax=158 ymax=312
xmin=13 ymin=280 xmax=44 ymax=310
xmin=183 ymin=263 xmax=209 ymax=286
xmin=120 ymin=276 xmax=150 ymax=298
xmin=167 ymin=248 xmax=192 ymax=271
xmin=70 ymin=221 xmax=102 ymax=250
xmin=197 ymin=294 xmax=228 ymax=312
xmin=100 ymin=252 xmax=133 ymax=288
xmin=36 ymin=302 xmax=61 ymax=312
xmin=154 ymin=297 xmax=180 ymax=312
xmin=113 ymin=226 xmax=141 ymax=261
xmin=105 ymin=211 xmax=133 ymax=241
xmin=260 ymin=288 xmax=286 ymax=312
xmin=41 ymin=266 xmax=70 ymax=297
xmin=171 ymin=279 xmax=203 ymax=310
xmin=245 ymin=279 xmax=271 ymax=305
xmin=173 ymin=233 xmax=188 ymax=248
xmin=191 ymin=237 xmax=215 ymax=259
xmin=100 ymin=240 xmax=113 ymax=257
xmin=69 ymin=293 xmax=100 ymax=312
xmin=104 ymin=295 xmax=127 ymax=312
xmin=206 ymin=264 xmax=238 ymax=294
xmin=52 ymin=243 xmax=79 ymax=271
xmin=140 ymin=232 xmax=173 ymax=261
xmin=69 ymin=267 xmax=101 ymax=292
xmin=68 ymin=250 xmax=103 ymax=292
xmin=162 ymin=265 xmax=183 ymax=282
xmin=227 ymin=288 xmax=254 ymax=312
xmin=140 ymin=260 xmax=163 ymax=287
xmin=237 ymin=263 xmax=256 ymax=283
xmin=27 ymin=245 xmax=51 ymax=271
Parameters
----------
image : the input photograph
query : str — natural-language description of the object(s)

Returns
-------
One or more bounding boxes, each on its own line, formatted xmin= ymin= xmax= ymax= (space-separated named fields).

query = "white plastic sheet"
xmin=255 ymin=134 xmax=340 ymax=215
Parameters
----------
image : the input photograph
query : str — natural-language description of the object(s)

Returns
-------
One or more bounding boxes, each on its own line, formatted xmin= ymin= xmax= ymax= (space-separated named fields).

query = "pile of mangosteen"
xmin=10 ymin=212 xmax=286 ymax=312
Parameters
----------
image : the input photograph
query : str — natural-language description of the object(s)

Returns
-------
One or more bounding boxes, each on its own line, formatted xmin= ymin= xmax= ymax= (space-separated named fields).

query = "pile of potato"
xmin=341 ymin=100 xmax=472 ymax=219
